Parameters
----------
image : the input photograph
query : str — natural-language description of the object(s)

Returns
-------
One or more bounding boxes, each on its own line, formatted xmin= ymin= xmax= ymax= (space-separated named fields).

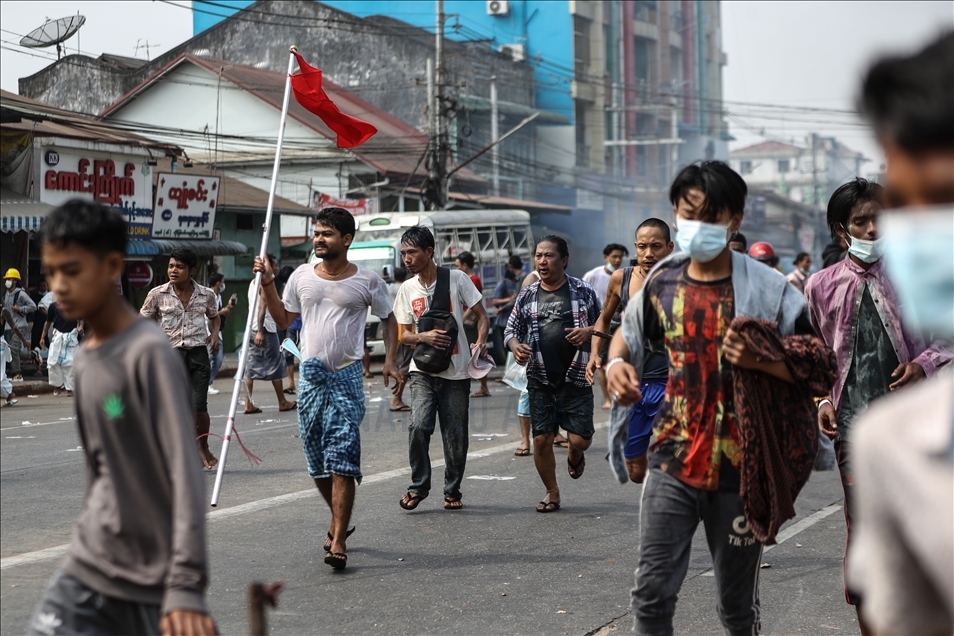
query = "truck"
xmin=311 ymin=210 xmax=534 ymax=357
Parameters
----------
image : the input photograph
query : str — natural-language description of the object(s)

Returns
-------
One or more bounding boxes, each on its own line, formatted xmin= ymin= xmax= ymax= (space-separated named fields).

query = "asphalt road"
xmin=1 ymin=371 xmax=860 ymax=635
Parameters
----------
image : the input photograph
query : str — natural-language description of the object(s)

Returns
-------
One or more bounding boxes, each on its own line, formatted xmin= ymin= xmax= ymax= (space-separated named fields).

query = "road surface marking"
xmin=0 ymin=439 xmax=515 ymax=570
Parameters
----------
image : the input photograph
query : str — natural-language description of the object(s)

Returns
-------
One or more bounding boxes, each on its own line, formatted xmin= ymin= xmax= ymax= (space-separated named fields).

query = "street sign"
xmin=127 ymin=263 xmax=153 ymax=290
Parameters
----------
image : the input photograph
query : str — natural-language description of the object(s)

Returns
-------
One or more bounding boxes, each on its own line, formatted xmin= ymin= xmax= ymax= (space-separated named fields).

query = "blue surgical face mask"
xmin=675 ymin=218 xmax=731 ymax=263
xmin=220 ymin=283 xmax=226 ymax=293
xmin=605 ymin=262 xmax=617 ymax=273
xmin=880 ymin=206 xmax=954 ymax=339
xmin=843 ymin=227 xmax=884 ymax=264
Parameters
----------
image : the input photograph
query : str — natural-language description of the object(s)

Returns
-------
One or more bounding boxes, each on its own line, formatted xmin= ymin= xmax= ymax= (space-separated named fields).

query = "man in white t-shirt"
xmin=392 ymin=226 xmax=489 ymax=511
xmin=254 ymin=207 xmax=399 ymax=571
xmin=582 ymin=243 xmax=628 ymax=306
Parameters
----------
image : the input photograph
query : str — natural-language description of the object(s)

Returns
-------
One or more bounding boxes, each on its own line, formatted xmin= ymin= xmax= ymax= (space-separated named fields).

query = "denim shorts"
xmin=517 ymin=390 xmax=530 ymax=417
xmin=527 ymin=378 xmax=594 ymax=439
xmin=624 ymin=379 xmax=667 ymax=459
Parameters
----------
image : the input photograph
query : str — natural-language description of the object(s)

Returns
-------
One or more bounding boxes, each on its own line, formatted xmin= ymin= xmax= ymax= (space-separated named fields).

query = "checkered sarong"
xmin=297 ymin=358 xmax=365 ymax=482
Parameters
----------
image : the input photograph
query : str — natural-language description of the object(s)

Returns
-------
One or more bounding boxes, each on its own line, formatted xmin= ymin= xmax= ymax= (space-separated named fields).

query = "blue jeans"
xmin=407 ymin=372 xmax=470 ymax=500
xmin=633 ymin=469 xmax=763 ymax=636
xmin=208 ymin=342 xmax=223 ymax=386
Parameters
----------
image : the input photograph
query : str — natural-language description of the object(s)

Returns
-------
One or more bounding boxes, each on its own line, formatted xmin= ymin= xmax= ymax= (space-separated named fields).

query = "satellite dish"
xmin=19 ymin=15 xmax=86 ymax=59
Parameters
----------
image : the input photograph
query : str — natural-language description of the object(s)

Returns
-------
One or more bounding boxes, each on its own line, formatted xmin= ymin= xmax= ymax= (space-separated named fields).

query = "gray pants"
xmin=27 ymin=571 xmax=160 ymax=636
xmin=5 ymin=330 xmax=21 ymax=374
xmin=633 ymin=469 xmax=763 ymax=636
xmin=406 ymin=372 xmax=470 ymax=500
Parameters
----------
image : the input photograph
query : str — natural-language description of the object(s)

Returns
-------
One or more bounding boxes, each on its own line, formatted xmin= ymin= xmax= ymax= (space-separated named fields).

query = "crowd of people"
xmin=16 ymin=31 xmax=952 ymax=636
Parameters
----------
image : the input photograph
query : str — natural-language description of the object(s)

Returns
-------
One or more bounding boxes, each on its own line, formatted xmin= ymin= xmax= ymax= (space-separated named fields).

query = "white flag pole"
xmin=211 ymin=45 xmax=298 ymax=507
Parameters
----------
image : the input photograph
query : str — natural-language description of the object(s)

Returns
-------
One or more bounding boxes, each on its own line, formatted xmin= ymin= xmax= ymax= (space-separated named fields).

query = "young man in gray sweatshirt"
xmin=27 ymin=200 xmax=216 ymax=636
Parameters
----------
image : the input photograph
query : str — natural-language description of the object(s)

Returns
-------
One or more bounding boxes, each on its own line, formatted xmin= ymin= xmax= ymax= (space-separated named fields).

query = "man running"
xmin=805 ymin=177 xmax=951 ymax=630
xmin=607 ymin=161 xmax=815 ymax=635
xmin=140 ymin=248 xmax=221 ymax=469
xmin=583 ymin=243 xmax=628 ymax=408
xmin=506 ymin=235 xmax=601 ymax=512
xmin=394 ymin=226 xmax=488 ymax=512
xmin=587 ymin=218 xmax=673 ymax=482
xmin=254 ymin=207 xmax=399 ymax=570
xmin=28 ymin=200 xmax=214 ymax=636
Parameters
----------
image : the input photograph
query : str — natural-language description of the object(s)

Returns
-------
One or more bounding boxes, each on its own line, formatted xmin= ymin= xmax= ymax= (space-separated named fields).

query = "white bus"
xmin=312 ymin=210 xmax=534 ymax=356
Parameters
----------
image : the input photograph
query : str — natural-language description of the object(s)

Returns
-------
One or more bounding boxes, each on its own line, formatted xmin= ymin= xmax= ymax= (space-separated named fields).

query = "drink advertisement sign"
xmin=153 ymin=174 xmax=220 ymax=239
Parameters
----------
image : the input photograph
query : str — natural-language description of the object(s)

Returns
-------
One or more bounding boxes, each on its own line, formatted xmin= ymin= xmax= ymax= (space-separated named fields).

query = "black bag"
xmin=412 ymin=267 xmax=459 ymax=374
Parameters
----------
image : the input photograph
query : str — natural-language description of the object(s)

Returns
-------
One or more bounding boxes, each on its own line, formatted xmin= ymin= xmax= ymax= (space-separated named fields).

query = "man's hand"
xmin=252 ymin=256 xmax=274 ymax=285
xmin=818 ymin=401 xmax=838 ymax=439
xmin=253 ymin=331 xmax=265 ymax=348
xmin=421 ymin=329 xmax=451 ymax=349
xmin=509 ymin=341 xmax=532 ymax=366
xmin=564 ymin=327 xmax=591 ymax=347
xmin=585 ymin=356 xmax=601 ymax=385
xmin=889 ymin=361 xmax=925 ymax=390
xmin=207 ymin=333 xmax=220 ymax=355
xmin=11 ymin=306 xmax=19 ymax=314
xmin=607 ymin=360 xmax=642 ymax=406
xmin=160 ymin=609 xmax=217 ymax=636
xmin=722 ymin=328 xmax=760 ymax=369
xmin=39 ymin=335 xmax=47 ymax=349
xmin=382 ymin=360 xmax=402 ymax=395
xmin=476 ymin=340 xmax=488 ymax=359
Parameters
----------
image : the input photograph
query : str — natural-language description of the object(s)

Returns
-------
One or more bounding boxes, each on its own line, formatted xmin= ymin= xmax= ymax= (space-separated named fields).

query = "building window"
xmin=575 ymin=101 xmax=589 ymax=167
xmin=778 ymin=159 xmax=790 ymax=174
xmin=740 ymin=160 xmax=753 ymax=174
xmin=236 ymin=213 xmax=255 ymax=231
xmin=573 ymin=15 xmax=591 ymax=78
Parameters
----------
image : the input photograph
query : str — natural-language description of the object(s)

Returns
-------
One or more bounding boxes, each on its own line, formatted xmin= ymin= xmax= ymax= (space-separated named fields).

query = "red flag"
xmin=290 ymin=51 xmax=377 ymax=149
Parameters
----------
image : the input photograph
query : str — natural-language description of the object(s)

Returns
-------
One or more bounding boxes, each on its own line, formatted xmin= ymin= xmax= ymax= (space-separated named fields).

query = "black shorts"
xmin=527 ymin=378 xmax=594 ymax=440
xmin=178 ymin=346 xmax=211 ymax=413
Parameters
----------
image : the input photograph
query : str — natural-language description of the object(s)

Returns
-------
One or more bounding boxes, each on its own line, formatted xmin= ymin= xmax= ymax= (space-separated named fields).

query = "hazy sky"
xmin=2 ymin=0 xmax=951 ymax=168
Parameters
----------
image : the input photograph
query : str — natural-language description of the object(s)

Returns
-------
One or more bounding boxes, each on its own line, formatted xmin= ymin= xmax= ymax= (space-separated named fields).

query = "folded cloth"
xmin=730 ymin=316 xmax=837 ymax=545
xmin=298 ymin=358 xmax=365 ymax=483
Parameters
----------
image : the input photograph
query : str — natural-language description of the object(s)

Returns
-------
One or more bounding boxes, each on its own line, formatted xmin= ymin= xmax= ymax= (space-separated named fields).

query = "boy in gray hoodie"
xmin=27 ymin=200 xmax=215 ymax=636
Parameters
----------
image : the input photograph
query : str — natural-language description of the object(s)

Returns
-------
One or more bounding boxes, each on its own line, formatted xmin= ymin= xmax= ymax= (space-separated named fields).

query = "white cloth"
xmin=0 ymin=336 xmax=11 ymax=398
xmin=38 ymin=291 xmax=55 ymax=311
xmin=282 ymin=263 xmax=392 ymax=371
xmin=388 ymin=281 xmax=402 ymax=305
xmin=392 ymin=268 xmax=483 ymax=380
xmin=248 ymin=281 xmax=277 ymax=333
xmin=47 ymin=328 xmax=79 ymax=391
xmin=582 ymin=266 xmax=611 ymax=307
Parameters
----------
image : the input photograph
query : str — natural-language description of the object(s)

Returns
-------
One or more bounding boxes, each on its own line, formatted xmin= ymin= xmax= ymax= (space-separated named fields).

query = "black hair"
xmin=603 ymin=243 xmax=629 ymax=257
xmin=276 ymin=265 xmax=294 ymax=286
xmin=266 ymin=253 xmax=278 ymax=266
xmin=859 ymin=31 xmax=954 ymax=152
xmin=826 ymin=178 xmax=885 ymax=240
xmin=400 ymin=226 xmax=435 ymax=252
xmin=536 ymin=234 xmax=569 ymax=260
xmin=636 ymin=218 xmax=672 ymax=243
xmin=456 ymin=251 xmax=476 ymax=269
xmin=794 ymin=252 xmax=810 ymax=265
xmin=315 ymin=207 xmax=356 ymax=240
xmin=507 ymin=254 xmax=523 ymax=270
xmin=208 ymin=273 xmax=224 ymax=287
xmin=669 ymin=161 xmax=748 ymax=222
xmin=729 ymin=231 xmax=748 ymax=249
xmin=393 ymin=266 xmax=408 ymax=283
xmin=169 ymin=247 xmax=198 ymax=270
xmin=37 ymin=199 xmax=127 ymax=257
xmin=504 ymin=269 xmax=516 ymax=281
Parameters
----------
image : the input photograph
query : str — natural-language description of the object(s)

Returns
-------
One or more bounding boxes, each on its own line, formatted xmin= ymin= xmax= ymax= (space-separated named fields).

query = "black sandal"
xmin=323 ymin=526 xmax=356 ymax=553
xmin=324 ymin=552 xmax=347 ymax=570
xmin=443 ymin=496 xmax=463 ymax=510
xmin=400 ymin=492 xmax=423 ymax=510
xmin=568 ymin=453 xmax=585 ymax=479
xmin=536 ymin=500 xmax=561 ymax=513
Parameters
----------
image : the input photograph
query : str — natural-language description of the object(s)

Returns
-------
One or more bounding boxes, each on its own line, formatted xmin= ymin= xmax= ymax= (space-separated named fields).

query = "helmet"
xmin=3 ymin=268 xmax=20 ymax=280
xmin=748 ymin=242 xmax=776 ymax=261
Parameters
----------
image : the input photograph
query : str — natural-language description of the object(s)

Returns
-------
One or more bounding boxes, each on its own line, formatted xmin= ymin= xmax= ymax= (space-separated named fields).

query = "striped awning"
xmin=0 ymin=189 xmax=55 ymax=233
xmin=126 ymin=239 xmax=249 ymax=257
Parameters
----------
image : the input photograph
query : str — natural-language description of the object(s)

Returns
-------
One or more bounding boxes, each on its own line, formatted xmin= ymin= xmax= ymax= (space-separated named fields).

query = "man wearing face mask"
xmin=844 ymin=31 xmax=954 ymax=636
xmin=3 ymin=269 xmax=36 ymax=382
xmin=606 ymin=161 xmax=823 ymax=636
xmin=786 ymin=253 xmax=811 ymax=295
xmin=804 ymin=177 xmax=952 ymax=631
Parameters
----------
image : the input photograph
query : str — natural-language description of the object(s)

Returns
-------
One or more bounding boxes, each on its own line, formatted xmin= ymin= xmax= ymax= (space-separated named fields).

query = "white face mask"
xmin=675 ymin=218 xmax=731 ymax=263
xmin=881 ymin=206 xmax=954 ymax=339
xmin=4 ymin=280 xmax=12 ymax=290
xmin=220 ymin=283 xmax=226 ymax=293
xmin=605 ymin=262 xmax=617 ymax=273
xmin=843 ymin=226 xmax=884 ymax=264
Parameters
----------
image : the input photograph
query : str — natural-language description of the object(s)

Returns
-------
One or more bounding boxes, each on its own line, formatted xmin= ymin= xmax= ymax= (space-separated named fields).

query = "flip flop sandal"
xmin=553 ymin=439 xmax=570 ymax=448
xmin=244 ymin=407 xmax=262 ymax=414
xmin=283 ymin=388 xmax=296 ymax=394
xmin=443 ymin=497 xmax=463 ymax=510
xmin=399 ymin=492 xmax=424 ymax=510
xmin=389 ymin=404 xmax=411 ymax=412
xmin=536 ymin=501 xmax=561 ymax=513
xmin=324 ymin=552 xmax=347 ymax=570
xmin=568 ymin=454 xmax=585 ymax=479
xmin=323 ymin=526 xmax=356 ymax=553
xmin=514 ymin=447 xmax=531 ymax=456
xmin=279 ymin=402 xmax=297 ymax=412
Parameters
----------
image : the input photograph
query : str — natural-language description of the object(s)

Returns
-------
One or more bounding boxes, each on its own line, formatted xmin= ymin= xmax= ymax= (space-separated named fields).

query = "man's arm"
xmin=589 ymin=271 xmax=623 ymax=365
xmin=251 ymin=257 xmax=298 ymax=330
xmin=471 ymin=301 xmax=490 ymax=356
xmin=380 ymin=313 xmax=400 ymax=393
xmin=140 ymin=290 xmax=159 ymax=320
xmin=14 ymin=291 xmax=36 ymax=317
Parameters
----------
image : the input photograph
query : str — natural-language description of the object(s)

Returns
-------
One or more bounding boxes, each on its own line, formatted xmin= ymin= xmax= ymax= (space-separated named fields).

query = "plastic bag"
xmin=814 ymin=430 xmax=836 ymax=471
xmin=502 ymin=352 xmax=528 ymax=391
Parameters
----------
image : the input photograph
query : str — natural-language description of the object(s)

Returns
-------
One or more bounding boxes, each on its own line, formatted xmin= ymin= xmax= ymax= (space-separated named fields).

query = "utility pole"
xmin=427 ymin=0 xmax=448 ymax=210
xmin=810 ymin=132 xmax=818 ymax=208
xmin=490 ymin=75 xmax=499 ymax=197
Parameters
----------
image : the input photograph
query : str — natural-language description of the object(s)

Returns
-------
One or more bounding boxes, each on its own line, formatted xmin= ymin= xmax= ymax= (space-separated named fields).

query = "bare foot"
xmin=200 ymin=449 xmax=219 ymax=470
xmin=279 ymin=401 xmax=297 ymax=412
xmin=601 ymin=400 xmax=611 ymax=410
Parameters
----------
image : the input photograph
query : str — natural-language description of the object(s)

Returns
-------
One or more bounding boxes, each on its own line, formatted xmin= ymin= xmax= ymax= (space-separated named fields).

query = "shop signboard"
xmin=127 ymin=263 xmax=153 ymax=289
xmin=153 ymin=174 xmax=220 ymax=239
xmin=38 ymin=145 xmax=154 ymax=238
xmin=310 ymin=190 xmax=378 ymax=216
